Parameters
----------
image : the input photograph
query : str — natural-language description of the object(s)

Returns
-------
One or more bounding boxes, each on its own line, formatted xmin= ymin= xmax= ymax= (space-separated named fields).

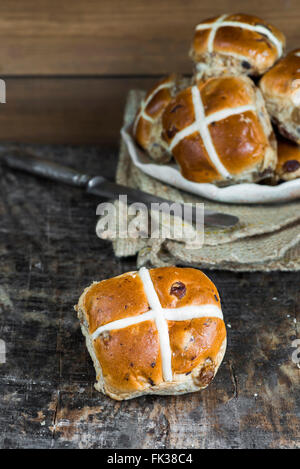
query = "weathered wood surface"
xmin=0 ymin=144 xmax=299 ymax=449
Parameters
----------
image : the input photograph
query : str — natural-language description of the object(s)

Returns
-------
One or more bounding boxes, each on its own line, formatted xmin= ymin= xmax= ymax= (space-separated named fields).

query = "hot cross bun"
xmin=161 ymin=75 xmax=277 ymax=184
xmin=275 ymin=137 xmax=300 ymax=181
xmin=260 ymin=49 xmax=300 ymax=146
xmin=76 ymin=267 xmax=226 ymax=400
xmin=132 ymin=75 xmax=189 ymax=163
xmin=190 ymin=13 xmax=285 ymax=79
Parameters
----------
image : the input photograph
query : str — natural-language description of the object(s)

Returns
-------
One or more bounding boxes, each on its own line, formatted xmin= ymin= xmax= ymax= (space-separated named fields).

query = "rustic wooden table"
xmin=0 ymin=143 xmax=299 ymax=449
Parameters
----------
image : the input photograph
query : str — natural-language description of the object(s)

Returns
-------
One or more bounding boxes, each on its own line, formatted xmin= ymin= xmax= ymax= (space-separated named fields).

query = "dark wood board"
xmin=0 ymin=0 xmax=300 ymax=76
xmin=0 ymin=144 xmax=299 ymax=449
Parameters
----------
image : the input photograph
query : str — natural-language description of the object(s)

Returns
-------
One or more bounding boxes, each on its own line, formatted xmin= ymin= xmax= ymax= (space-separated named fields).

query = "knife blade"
xmin=1 ymin=150 xmax=239 ymax=228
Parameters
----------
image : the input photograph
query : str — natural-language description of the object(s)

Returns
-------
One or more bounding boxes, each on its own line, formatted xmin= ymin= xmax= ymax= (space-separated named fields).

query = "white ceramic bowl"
xmin=121 ymin=126 xmax=300 ymax=204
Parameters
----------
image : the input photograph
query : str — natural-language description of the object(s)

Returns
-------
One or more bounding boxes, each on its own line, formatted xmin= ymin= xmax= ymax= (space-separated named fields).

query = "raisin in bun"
xmin=161 ymin=75 xmax=277 ymax=185
xmin=76 ymin=267 xmax=226 ymax=401
xmin=260 ymin=49 xmax=300 ymax=145
xmin=190 ymin=13 xmax=285 ymax=79
xmin=132 ymin=74 xmax=190 ymax=163
xmin=275 ymin=137 xmax=300 ymax=181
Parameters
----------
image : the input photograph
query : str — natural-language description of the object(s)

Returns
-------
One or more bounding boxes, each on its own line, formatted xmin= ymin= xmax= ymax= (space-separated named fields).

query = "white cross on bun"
xmin=75 ymin=267 xmax=227 ymax=401
xmin=132 ymin=74 xmax=190 ymax=163
xmin=162 ymin=75 xmax=277 ymax=184
xmin=190 ymin=13 xmax=285 ymax=79
xmin=134 ymin=74 xmax=277 ymax=185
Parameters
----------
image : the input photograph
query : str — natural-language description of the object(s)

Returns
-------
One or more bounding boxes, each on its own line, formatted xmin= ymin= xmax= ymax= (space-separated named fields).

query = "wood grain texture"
xmin=0 ymin=0 xmax=300 ymax=76
xmin=0 ymin=2 xmax=299 ymax=448
xmin=0 ymin=77 xmax=155 ymax=144
xmin=1 ymin=1 xmax=300 ymax=143
xmin=0 ymin=144 xmax=299 ymax=448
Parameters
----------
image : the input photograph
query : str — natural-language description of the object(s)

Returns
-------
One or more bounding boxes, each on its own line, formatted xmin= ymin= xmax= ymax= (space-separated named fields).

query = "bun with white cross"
xmin=161 ymin=75 xmax=277 ymax=184
xmin=260 ymin=49 xmax=300 ymax=147
xmin=190 ymin=13 xmax=285 ymax=79
xmin=274 ymin=137 xmax=300 ymax=182
xmin=76 ymin=267 xmax=226 ymax=400
xmin=133 ymin=74 xmax=190 ymax=163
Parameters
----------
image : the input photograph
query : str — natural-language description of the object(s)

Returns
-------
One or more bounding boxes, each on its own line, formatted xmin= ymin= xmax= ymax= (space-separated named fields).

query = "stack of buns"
xmin=133 ymin=13 xmax=300 ymax=185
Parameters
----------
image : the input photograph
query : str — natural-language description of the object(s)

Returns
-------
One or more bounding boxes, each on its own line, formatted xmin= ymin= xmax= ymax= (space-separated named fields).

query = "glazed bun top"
xmin=132 ymin=74 xmax=190 ymax=163
xmin=81 ymin=267 xmax=226 ymax=394
xmin=133 ymin=74 xmax=177 ymax=147
xmin=260 ymin=49 xmax=300 ymax=101
xmin=190 ymin=13 xmax=285 ymax=75
xmin=161 ymin=75 xmax=275 ymax=183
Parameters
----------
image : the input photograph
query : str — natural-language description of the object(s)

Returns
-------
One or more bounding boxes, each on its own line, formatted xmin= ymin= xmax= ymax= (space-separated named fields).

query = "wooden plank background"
xmin=0 ymin=0 xmax=300 ymax=143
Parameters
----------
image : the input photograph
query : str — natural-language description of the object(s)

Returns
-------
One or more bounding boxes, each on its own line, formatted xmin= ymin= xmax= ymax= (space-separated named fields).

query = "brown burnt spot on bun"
xmin=170 ymin=104 xmax=184 ymax=113
xmin=101 ymin=331 xmax=112 ymax=346
xmin=170 ymin=281 xmax=186 ymax=299
xmin=166 ymin=125 xmax=179 ymax=139
xmin=283 ymin=160 xmax=300 ymax=173
xmin=193 ymin=360 xmax=216 ymax=388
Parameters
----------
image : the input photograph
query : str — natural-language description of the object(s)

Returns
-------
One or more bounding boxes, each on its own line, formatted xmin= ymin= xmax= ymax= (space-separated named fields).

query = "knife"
xmin=0 ymin=150 xmax=239 ymax=228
